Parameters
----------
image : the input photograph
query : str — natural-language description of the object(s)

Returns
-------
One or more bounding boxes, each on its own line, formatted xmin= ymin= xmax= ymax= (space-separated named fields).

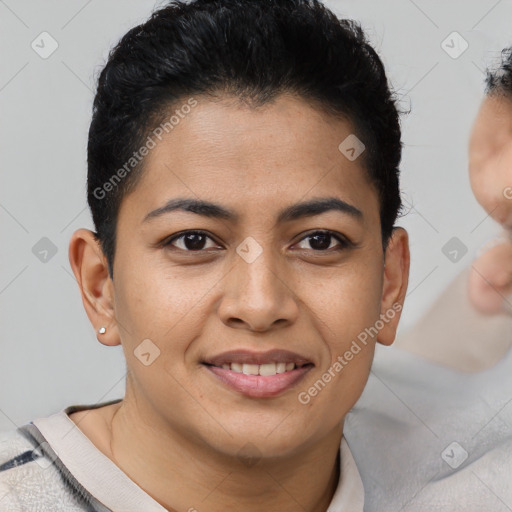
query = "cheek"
xmin=118 ymin=252 xmax=213 ymax=319
xmin=471 ymin=156 xmax=512 ymax=206
xmin=298 ymin=328 xmax=376 ymax=427
xmin=113 ymin=255 xmax=212 ymax=360
xmin=312 ymin=264 xmax=383 ymax=343
xmin=469 ymin=162 xmax=488 ymax=203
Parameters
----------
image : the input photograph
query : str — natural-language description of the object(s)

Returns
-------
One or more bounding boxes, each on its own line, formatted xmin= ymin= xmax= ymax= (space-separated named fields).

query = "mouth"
xmin=202 ymin=349 xmax=314 ymax=398
xmin=206 ymin=361 xmax=310 ymax=375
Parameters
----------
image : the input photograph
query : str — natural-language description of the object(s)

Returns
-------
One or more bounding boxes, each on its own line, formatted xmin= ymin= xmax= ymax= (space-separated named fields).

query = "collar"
xmin=32 ymin=400 xmax=364 ymax=512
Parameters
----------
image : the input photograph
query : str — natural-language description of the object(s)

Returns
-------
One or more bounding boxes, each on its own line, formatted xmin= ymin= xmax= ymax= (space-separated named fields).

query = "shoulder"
xmin=0 ymin=424 xmax=92 ymax=511
xmin=345 ymin=345 xmax=512 ymax=511
xmin=0 ymin=425 xmax=44 ymax=510
xmin=0 ymin=425 xmax=39 ymax=472
xmin=406 ymin=437 xmax=512 ymax=510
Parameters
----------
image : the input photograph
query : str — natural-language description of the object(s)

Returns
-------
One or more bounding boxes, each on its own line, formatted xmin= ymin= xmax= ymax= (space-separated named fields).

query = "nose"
xmin=218 ymin=244 xmax=300 ymax=332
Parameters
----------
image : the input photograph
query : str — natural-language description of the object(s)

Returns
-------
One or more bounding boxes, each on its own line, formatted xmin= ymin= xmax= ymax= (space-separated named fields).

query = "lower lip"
xmin=205 ymin=365 xmax=312 ymax=398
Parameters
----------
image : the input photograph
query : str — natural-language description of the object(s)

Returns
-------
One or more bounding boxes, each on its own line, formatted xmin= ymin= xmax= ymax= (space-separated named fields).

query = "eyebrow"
xmin=142 ymin=197 xmax=363 ymax=224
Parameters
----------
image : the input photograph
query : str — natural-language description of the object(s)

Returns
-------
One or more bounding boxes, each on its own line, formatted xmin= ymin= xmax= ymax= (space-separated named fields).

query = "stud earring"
xmin=98 ymin=327 xmax=106 ymax=334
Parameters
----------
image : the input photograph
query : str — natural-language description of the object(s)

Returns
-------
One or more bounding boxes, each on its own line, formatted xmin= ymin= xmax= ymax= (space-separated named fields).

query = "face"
xmin=72 ymin=93 xmax=408 ymax=461
xmin=469 ymin=93 xmax=512 ymax=228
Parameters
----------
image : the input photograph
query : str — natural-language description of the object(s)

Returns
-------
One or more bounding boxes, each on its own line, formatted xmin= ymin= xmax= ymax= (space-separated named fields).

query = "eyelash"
xmin=162 ymin=229 xmax=353 ymax=253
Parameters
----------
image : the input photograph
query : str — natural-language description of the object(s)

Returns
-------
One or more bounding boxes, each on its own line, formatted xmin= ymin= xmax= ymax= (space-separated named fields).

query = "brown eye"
xmin=164 ymin=231 xmax=220 ymax=251
xmin=295 ymin=231 xmax=351 ymax=252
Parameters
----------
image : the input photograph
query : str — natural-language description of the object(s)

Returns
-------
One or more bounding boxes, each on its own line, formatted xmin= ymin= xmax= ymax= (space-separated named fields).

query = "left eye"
xmin=295 ymin=231 xmax=349 ymax=251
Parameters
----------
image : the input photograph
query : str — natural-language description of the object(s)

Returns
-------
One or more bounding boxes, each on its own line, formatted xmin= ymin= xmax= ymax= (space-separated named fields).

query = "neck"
xmin=108 ymin=395 xmax=343 ymax=512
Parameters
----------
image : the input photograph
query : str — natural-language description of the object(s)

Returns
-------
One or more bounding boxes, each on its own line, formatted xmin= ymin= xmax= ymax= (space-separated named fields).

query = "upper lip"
xmin=203 ymin=349 xmax=313 ymax=367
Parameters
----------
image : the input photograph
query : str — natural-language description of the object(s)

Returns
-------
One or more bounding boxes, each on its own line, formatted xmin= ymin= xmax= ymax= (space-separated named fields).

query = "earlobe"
xmin=377 ymin=227 xmax=410 ymax=346
xmin=68 ymin=229 xmax=120 ymax=347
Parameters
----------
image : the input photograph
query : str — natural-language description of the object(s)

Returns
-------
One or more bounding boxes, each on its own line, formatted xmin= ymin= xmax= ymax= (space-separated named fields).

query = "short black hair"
xmin=485 ymin=45 xmax=512 ymax=97
xmin=87 ymin=0 xmax=403 ymax=279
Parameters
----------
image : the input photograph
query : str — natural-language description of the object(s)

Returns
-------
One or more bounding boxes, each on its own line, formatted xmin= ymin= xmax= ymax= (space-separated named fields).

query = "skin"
xmin=68 ymin=93 xmax=409 ymax=512
xmin=468 ymin=93 xmax=512 ymax=316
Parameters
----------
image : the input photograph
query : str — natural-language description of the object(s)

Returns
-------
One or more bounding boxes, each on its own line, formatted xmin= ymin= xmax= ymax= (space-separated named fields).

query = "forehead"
xmin=120 ymin=93 xmax=379 ymax=225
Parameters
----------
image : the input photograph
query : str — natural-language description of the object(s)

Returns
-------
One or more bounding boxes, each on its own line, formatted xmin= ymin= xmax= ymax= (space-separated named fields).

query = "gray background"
xmin=1 ymin=0 xmax=511 ymax=431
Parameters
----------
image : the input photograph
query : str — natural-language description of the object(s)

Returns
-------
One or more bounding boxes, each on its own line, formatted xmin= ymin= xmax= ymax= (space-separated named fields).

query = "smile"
xmin=215 ymin=362 xmax=302 ymax=376
xmin=202 ymin=349 xmax=314 ymax=398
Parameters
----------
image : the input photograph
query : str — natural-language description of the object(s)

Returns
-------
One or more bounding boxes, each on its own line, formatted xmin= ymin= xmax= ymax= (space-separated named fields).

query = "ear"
xmin=377 ymin=227 xmax=410 ymax=346
xmin=68 ymin=228 xmax=120 ymax=347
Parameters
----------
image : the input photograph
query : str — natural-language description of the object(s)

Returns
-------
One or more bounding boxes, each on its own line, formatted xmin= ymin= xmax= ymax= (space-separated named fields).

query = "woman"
xmin=0 ymin=0 xmax=409 ymax=510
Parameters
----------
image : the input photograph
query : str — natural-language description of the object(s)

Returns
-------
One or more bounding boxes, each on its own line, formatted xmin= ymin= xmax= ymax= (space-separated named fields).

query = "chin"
xmin=207 ymin=417 xmax=317 ymax=459
xmin=220 ymin=434 xmax=307 ymax=462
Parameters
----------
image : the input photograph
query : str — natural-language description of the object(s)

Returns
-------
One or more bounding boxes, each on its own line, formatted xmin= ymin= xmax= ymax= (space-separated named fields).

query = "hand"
xmin=468 ymin=235 xmax=512 ymax=315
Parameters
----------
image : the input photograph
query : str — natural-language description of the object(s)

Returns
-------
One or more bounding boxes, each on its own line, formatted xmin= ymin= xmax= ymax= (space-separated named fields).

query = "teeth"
xmin=231 ymin=363 xmax=243 ymax=373
xmin=242 ymin=364 xmax=259 ymax=375
xmin=259 ymin=363 xmax=277 ymax=376
xmin=276 ymin=363 xmax=287 ymax=374
xmin=220 ymin=362 xmax=298 ymax=375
